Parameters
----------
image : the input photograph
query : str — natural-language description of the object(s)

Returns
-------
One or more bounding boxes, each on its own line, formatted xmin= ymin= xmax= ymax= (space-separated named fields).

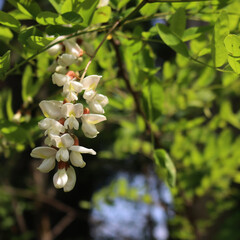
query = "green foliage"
xmin=157 ymin=23 xmax=189 ymax=57
xmin=211 ymin=11 xmax=229 ymax=67
xmin=0 ymin=10 xmax=20 ymax=31
xmin=1 ymin=0 xmax=240 ymax=239
xmin=91 ymin=6 xmax=111 ymax=24
xmin=154 ymin=149 xmax=176 ymax=187
xmin=0 ymin=50 xmax=10 ymax=80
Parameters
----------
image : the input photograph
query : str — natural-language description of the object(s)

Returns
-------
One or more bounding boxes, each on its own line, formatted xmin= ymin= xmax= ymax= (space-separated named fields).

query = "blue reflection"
xmin=90 ymin=172 xmax=173 ymax=240
xmin=0 ymin=0 xmax=4 ymax=10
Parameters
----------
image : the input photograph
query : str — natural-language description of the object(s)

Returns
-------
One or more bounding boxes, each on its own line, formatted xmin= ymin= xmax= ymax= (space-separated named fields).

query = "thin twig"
xmin=80 ymin=20 xmax=120 ymax=81
xmin=52 ymin=212 xmax=77 ymax=238
xmin=80 ymin=0 xmax=149 ymax=80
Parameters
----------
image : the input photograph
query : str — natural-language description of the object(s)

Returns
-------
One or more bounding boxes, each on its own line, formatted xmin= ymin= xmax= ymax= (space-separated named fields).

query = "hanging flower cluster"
xmin=30 ymin=37 xmax=108 ymax=192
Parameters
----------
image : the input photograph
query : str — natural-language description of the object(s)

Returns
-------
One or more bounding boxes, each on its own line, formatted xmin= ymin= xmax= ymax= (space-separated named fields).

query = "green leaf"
xmin=21 ymin=65 xmax=33 ymax=104
xmin=182 ymin=26 xmax=212 ymax=42
xmin=220 ymin=100 xmax=240 ymax=128
xmin=7 ymin=0 xmax=41 ymax=18
xmin=18 ymin=26 xmax=43 ymax=46
xmin=224 ymin=34 xmax=240 ymax=57
xmin=0 ymin=50 xmax=11 ymax=80
xmin=77 ymin=0 xmax=99 ymax=27
xmin=27 ymin=36 xmax=54 ymax=50
xmin=157 ymin=23 xmax=189 ymax=57
xmin=8 ymin=9 xmax=32 ymax=20
xmin=36 ymin=11 xmax=65 ymax=25
xmin=0 ymin=120 xmax=30 ymax=143
xmin=0 ymin=26 xmax=13 ymax=43
xmin=46 ymin=25 xmax=80 ymax=36
xmin=140 ymin=3 xmax=160 ymax=16
xmin=49 ymin=0 xmax=61 ymax=13
xmin=154 ymin=149 xmax=176 ymax=187
xmin=227 ymin=56 xmax=240 ymax=74
xmin=211 ymin=11 xmax=229 ymax=67
xmin=118 ymin=0 xmax=131 ymax=9
xmin=61 ymin=0 xmax=74 ymax=13
xmin=62 ymin=11 xmax=83 ymax=24
xmin=0 ymin=10 xmax=20 ymax=31
xmin=6 ymin=89 xmax=13 ymax=120
xmin=169 ymin=7 xmax=186 ymax=37
xmin=91 ymin=6 xmax=111 ymax=24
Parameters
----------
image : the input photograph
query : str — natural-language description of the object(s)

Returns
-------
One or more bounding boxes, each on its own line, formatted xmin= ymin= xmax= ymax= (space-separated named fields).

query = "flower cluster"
xmin=30 ymin=37 xmax=108 ymax=192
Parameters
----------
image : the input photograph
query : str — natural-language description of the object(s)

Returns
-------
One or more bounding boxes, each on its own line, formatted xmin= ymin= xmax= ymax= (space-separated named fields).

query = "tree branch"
xmin=80 ymin=0 xmax=149 ymax=80
xmin=110 ymin=38 xmax=161 ymax=148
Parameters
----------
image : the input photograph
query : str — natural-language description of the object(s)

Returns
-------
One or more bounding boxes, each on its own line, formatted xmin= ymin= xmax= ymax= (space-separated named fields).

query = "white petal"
xmin=53 ymin=169 xmax=68 ymax=189
xmin=52 ymin=73 xmax=70 ymax=87
xmin=64 ymin=40 xmax=83 ymax=57
xmin=61 ymin=133 xmax=74 ymax=148
xmin=44 ymin=136 xmax=54 ymax=146
xmin=72 ymin=118 xmax=79 ymax=130
xmin=83 ymin=89 xmax=96 ymax=101
xmin=55 ymin=65 xmax=68 ymax=74
xmin=48 ymin=60 xmax=58 ymax=72
xmin=64 ymin=166 xmax=76 ymax=192
xmin=56 ymin=148 xmax=69 ymax=162
xmin=47 ymin=43 xmax=62 ymax=56
xmin=37 ymin=157 xmax=56 ymax=173
xmin=82 ymin=114 xmax=106 ymax=124
xmin=39 ymin=100 xmax=63 ymax=119
xmin=81 ymin=120 xmax=99 ymax=138
xmin=88 ymin=101 xmax=104 ymax=114
xmin=30 ymin=147 xmax=57 ymax=159
xmin=61 ymin=103 xmax=83 ymax=118
xmin=95 ymin=94 xmax=109 ymax=106
xmin=58 ymin=53 xmax=77 ymax=67
xmin=61 ymin=103 xmax=74 ymax=117
xmin=38 ymin=118 xmax=51 ymax=130
xmin=70 ymin=151 xmax=86 ymax=168
xmin=69 ymin=145 xmax=96 ymax=155
xmin=64 ymin=91 xmax=78 ymax=102
xmin=74 ymin=103 xmax=83 ymax=117
xmin=97 ymin=0 xmax=109 ymax=8
xmin=70 ymin=81 xmax=83 ymax=93
xmin=81 ymin=75 xmax=101 ymax=91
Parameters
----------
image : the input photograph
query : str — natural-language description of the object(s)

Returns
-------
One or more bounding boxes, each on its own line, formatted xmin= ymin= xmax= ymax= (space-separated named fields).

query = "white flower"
xmin=39 ymin=100 xmax=63 ymax=120
xmin=52 ymin=73 xmax=71 ymax=87
xmin=47 ymin=43 xmax=62 ymax=56
xmin=64 ymin=166 xmax=76 ymax=192
xmin=55 ymin=65 xmax=68 ymax=74
xmin=81 ymin=75 xmax=102 ymax=101
xmin=48 ymin=60 xmax=58 ymax=72
xmin=62 ymin=79 xmax=83 ymax=102
xmin=51 ymin=133 xmax=74 ymax=162
xmin=44 ymin=136 xmax=55 ymax=146
xmin=53 ymin=168 xmax=68 ymax=189
xmin=58 ymin=53 xmax=77 ymax=67
xmin=81 ymin=114 xmax=106 ymax=138
xmin=87 ymin=94 xmax=109 ymax=114
xmin=61 ymin=103 xmax=83 ymax=130
xmin=30 ymin=147 xmax=57 ymax=173
xmin=47 ymin=36 xmax=65 ymax=56
xmin=69 ymin=145 xmax=96 ymax=168
xmin=97 ymin=0 xmax=109 ymax=8
xmin=64 ymin=39 xmax=83 ymax=57
xmin=38 ymin=118 xmax=65 ymax=136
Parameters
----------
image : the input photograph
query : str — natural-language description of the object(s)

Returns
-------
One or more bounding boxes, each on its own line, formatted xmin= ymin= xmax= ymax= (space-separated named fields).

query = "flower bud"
xmin=53 ymin=169 xmax=68 ymax=189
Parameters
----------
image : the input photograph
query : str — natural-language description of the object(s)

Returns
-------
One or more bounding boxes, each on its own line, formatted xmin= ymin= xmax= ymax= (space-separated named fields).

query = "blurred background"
xmin=1 ymin=0 xmax=240 ymax=240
